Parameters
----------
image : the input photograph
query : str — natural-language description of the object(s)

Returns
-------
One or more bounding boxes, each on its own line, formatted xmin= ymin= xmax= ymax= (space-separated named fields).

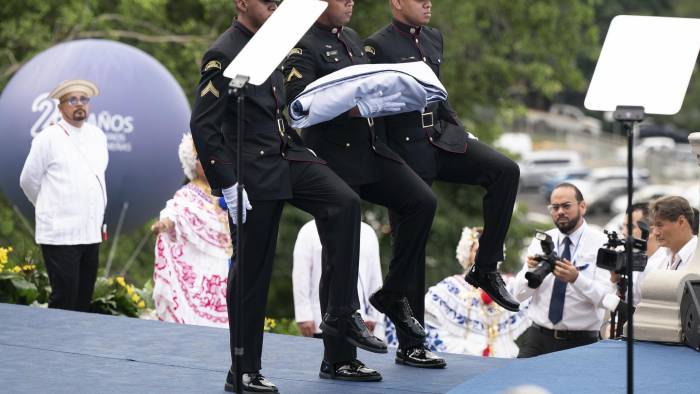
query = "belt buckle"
xmin=553 ymin=330 xmax=566 ymax=340
xmin=277 ymin=118 xmax=285 ymax=136
xmin=421 ymin=112 xmax=434 ymax=128
xmin=367 ymin=117 xmax=375 ymax=127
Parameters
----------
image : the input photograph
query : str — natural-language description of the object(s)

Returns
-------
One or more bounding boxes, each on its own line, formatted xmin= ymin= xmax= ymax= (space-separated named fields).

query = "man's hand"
xmin=610 ymin=272 xmax=621 ymax=284
xmin=365 ymin=320 xmax=376 ymax=333
xmin=297 ymin=321 xmax=316 ymax=337
xmin=526 ymin=255 xmax=539 ymax=269
xmin=553 ymin=259 xmax=579 ymax=283
xmin=150 ymin=218 xmax=174 ymax=235
xmin=222 ymin=183 xmax=253 ymax=224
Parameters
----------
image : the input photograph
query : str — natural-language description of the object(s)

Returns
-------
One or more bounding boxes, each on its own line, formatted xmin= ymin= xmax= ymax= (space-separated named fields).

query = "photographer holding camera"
xmin=513 ymin=183 xmax=613 ymax=357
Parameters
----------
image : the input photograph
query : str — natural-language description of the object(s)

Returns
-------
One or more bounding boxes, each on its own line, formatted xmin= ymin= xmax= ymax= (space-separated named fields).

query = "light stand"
xmin=229 ymin=74 xmax=249 ymax=394
xmin=614 ymin=105 xmax=645 ymax=394
xmin=584 ymin=15 xmax=700 ymax=394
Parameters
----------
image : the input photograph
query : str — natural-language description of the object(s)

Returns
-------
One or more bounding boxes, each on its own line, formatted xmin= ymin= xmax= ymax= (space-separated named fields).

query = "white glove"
xmin=356 ymin=91 xmax=405 ymax=117
xmin=222 ymin=183 xmax=252 ymax=224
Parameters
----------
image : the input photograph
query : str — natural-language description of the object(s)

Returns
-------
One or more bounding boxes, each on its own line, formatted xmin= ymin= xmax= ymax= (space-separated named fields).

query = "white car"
xmin=518 ymin=150 xmax=584 ymax=190
xmin=525 ymin=104 xmax=602 ymax=136
xmin=610 ymin=184 xmax=699 ymax=214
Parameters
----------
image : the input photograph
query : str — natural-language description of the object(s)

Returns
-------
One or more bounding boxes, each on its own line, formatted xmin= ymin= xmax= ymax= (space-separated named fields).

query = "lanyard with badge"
xmin=57 ymin=123 xmax=109 ymax=241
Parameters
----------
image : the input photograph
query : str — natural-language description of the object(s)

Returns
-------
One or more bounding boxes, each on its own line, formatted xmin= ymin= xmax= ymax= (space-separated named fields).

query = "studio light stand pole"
xmin=230 ymin=74 xmax=250 ymax=394
xmin=614 ymin=105 xmax=645 ymax=394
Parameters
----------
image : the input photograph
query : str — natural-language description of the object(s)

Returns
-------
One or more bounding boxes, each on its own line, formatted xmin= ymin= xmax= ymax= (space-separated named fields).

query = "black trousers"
xmin=228 ymin=161 xmax=362 ymax=372
xmin=41 ymin=243 xmax=100 ymax=312
xmin=391 ymin=139 xmax=519 ymax=349
xmin=516 ymin=326 xmax=599 ymax=358
xmin=353 ymin=157 xmax=437 ymax=350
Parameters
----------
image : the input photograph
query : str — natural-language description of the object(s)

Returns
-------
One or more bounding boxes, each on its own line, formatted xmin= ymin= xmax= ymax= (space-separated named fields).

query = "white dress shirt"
xmin=20 ymin=119 xmax=108 ymax=245
xmin=289 ymin=61 xmax=447 ymax=128
xmin=292 ymin=220 xmax=383 ymax=334
xmin=512 ymin=221 xmax=614 ymax=331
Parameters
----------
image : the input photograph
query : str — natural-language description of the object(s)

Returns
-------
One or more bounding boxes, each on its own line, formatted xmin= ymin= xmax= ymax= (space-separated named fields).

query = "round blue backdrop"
xmin=0 ymin=39 xmax=190 ymax=233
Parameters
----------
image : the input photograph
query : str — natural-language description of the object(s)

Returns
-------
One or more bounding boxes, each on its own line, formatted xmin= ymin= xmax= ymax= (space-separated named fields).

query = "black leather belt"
xmin=532 ymin=323 xmax=599 ymax=341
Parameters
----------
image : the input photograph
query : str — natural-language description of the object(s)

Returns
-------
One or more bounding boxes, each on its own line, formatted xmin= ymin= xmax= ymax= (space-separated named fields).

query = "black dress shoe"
xmin=465 ymin=266 xmax=520 ymax=312
xmin=320 ymin=312 xmax=387 ymax=353
xmin=369 ymin=289 xmax=426 ymax=339
xmin=319 ymin=359 xmax=382 ymax=382
xmin=224 ymin=368 xmax=278 ymax=393
xmin=396 ymin=346 xmax=447 ymax=369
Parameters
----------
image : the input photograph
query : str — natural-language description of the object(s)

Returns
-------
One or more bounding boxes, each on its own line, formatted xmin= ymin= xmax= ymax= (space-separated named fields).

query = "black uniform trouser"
xmin=228 ymin=161 xmax=362 ymax=372
xmin=41 ymin=243 xmax=100 ymax=312
xmin=516 ymin=326 xmax=599 ymax=358
xmin=390 ymin=138 xmax=519 ymax=349
xmin=352 ymin=157 xmax=437 ymax=350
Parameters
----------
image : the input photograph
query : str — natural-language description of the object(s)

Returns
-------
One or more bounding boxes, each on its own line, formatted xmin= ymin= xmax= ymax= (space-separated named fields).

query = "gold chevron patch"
xmin=200 ymin=81 xmax=219 ymax=98
xmin=364 ymin=45 xmax=375 ymax=56
xmin=204 ymin=60 xmax=222 ymax=71
xmin=287 ymin=67 xmax=303 ymax=82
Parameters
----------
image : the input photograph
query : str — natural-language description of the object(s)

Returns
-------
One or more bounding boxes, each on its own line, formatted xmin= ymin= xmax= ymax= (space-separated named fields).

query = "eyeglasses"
xmin=547 ymin=202 xmax=575 ymax=212
xmin=61 ymin=96 xmax=90 ymax=106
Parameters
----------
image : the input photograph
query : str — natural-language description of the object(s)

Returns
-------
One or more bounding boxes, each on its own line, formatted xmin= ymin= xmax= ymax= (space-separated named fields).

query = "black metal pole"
xmin=624 ymin=119 xmax=635 ymax=394
xmin=614 ymin=105 xmax=644 ymax=394
xmin=231 ymin=75 xmax=249 ymax=394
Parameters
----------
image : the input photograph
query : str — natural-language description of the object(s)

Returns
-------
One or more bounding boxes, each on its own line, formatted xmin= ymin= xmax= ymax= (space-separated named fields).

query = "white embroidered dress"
xmin=153 ymin=183 xmax=231 ymax=328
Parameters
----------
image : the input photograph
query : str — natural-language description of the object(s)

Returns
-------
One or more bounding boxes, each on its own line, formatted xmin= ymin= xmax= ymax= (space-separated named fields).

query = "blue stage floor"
xmin=1 ymin=303 xmax=697 ymax=393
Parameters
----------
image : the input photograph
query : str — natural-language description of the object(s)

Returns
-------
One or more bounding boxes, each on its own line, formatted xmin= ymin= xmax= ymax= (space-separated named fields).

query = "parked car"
xmin=539 ymin=168 xmax=592 ymax=200
xmin=494 ymin=132 xmax=533 ymax=157
xmin=610 ymin=184 xmax=698 ymax=214
xmin=525 ymin=104 xmax=602 ymax=136
xmin=518 ymin=150 xmax=584 ymax=190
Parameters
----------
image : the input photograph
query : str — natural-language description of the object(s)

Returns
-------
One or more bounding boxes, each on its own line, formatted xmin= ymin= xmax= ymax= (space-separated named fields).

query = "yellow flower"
xmin=131 ymin=294 xmax=140 ymax=303
xmin=116 ymin=277 xmax=126 ymax=287
xmin=126 ymin=286 xmax=133 ymax=295
xmin=12 ymin=266 xmax=22 ymax=273
xmin=107 ymin=278 xmax=114 ymax=285
xmin=137 ymin=301 xmax=145 ymax=309
xmin=7 ymin=247 xmax=12 ymax=252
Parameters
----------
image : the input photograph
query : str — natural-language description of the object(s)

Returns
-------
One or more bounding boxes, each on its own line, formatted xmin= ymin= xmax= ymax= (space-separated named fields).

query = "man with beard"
xmin=512 ymin=183 xmax=612 ymax=357
xmin=284 ymin=0 xmax=443 ymax=372
xmin=20 ymin=79 xmax=108 ymax=312
xmin=190 ymin=1 xmax=386 ymax=391
xmin=363 ymin=0 xmax=521 ymax=321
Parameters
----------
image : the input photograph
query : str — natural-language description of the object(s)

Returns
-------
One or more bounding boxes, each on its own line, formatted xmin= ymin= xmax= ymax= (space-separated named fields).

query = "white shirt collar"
xmin=669 ymin=235 xmax=697 ymax=270
xmin=59 ymin=118 xmax=84 ymax=134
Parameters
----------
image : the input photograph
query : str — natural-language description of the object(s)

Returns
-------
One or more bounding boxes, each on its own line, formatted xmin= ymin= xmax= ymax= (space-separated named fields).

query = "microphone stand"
xmin=229 ymin=74 xmax=250 ymax=394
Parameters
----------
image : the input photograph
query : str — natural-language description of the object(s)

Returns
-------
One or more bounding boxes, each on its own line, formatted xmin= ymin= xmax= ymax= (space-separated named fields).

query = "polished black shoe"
xmin=224 ymin=368 xmax=278 ymax=393
xmin=320 ymin=311 xmax=388 ymax=353
xmin=465 ymin=266 xmax=520 ymax=312
xmin=396 ymin=346 xmax=447 ymax=369
xmin=369 ymin=289 xmax=426 ymax=339
xmin=319 ymin=359 xmax=382 ymax=382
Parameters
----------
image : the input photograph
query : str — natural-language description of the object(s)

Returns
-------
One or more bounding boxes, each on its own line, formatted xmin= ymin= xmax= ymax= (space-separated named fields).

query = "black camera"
xmin=525 ymin=231 xmax=559 ymax=289
xmin=596 ymin=221 xmax=649 ymax=274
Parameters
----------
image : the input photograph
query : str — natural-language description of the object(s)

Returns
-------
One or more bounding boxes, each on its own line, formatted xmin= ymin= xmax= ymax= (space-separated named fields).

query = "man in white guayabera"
xmin=20 ymin=79 xmax=108 ymax=312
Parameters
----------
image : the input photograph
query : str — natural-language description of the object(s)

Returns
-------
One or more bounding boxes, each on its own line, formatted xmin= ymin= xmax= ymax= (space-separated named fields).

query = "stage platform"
xmin=0 ymin=303 xmax=697 ymax=393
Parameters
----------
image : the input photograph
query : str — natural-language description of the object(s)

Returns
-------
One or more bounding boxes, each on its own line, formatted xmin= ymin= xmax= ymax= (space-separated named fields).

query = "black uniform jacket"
xmin=365 ymin=20 xmax=469 ymax=177
xmin=283 ymin=23 xmax=403 ymax=186
xmin=190 ymin=21 xmax=323 ymax=200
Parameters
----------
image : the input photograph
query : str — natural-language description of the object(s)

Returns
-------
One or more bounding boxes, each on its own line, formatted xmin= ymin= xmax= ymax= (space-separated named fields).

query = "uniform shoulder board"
xmin=364 ymin=45 xmax=375 ymax=56
xmin=204 ymin=60 xmax=222 ymax=72
xmin=288 ymin=47 xmax=303 ymax=57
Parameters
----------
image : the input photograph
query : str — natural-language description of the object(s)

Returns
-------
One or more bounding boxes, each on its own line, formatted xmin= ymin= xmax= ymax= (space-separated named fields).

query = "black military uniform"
xmin=284 ymin=22 xmax=441 ymax=367
xmin=365 ymin=20 xmax=520 ymax=315
xmin=190 ymin=21 xmax=383 ymax=391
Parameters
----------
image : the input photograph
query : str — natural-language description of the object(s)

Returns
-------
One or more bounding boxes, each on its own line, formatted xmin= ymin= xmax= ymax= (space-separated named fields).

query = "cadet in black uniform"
xmin=364 ymin=0 xmax=521 ymax=316
xmin=190 ymin=1 xmax=385 ymax=391
xmin=284 ymin=1 xmax=446 ymax=371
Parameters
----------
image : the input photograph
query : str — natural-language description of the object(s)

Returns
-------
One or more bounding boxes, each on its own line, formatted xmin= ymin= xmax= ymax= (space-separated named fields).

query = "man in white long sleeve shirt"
xmin=19 ymin=79 xmax=108 ymax=312
xmin=293 ymin=220 xmax=383 ymax=338
xmin=513 ymin=183 xmax=612 ymax=357
xmin=648 ymin=196 xmax=698 ymax=272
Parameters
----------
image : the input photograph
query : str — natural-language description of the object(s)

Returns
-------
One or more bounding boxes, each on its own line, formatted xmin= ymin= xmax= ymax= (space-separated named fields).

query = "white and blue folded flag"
xmin=289 ymin=61 xmax=447 ymax=128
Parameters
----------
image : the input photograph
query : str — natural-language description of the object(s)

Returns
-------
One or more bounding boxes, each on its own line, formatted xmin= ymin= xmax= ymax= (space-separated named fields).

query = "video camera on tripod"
xmin=596 ymin=221 xmax=650 ymax=274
